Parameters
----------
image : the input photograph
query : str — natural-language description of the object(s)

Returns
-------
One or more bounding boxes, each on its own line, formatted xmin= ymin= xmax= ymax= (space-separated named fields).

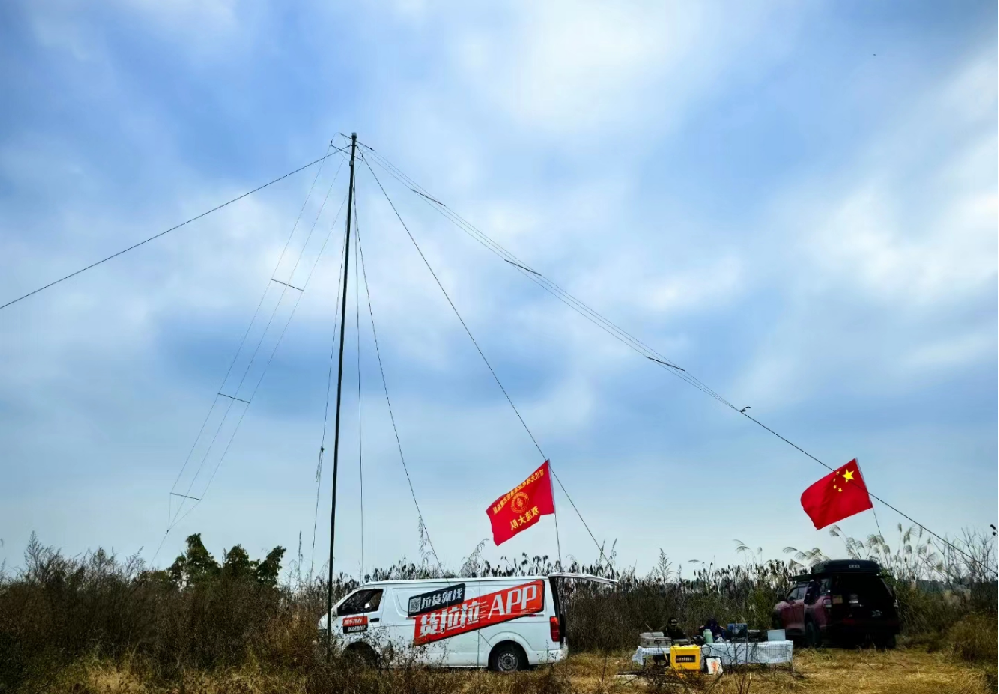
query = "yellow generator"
xmin=670 ymin=645 xmax=702 ymax=671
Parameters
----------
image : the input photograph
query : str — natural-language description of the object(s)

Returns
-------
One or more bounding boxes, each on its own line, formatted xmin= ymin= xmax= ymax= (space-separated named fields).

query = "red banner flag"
xmin=800 ymin=459 xmax=873 ymax=530
xmin=486 ymin=461 xmax=555 ymax=545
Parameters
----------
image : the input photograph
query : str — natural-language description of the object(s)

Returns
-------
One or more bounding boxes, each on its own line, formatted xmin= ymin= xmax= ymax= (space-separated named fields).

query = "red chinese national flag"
xmin=486 ymin=461 xmax=555 ymax=545
xmin=800 ymin=459 xmax=873 ymax=530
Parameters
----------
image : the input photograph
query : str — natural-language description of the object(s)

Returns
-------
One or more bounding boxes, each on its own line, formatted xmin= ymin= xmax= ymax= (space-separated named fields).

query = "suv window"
xmin=337 ymin=589 xmax=383 ymax=616
xmin=836 ymin=574 xmax=895 ymax=609
xmin=804 ymin=581 xmax=820 ymax=604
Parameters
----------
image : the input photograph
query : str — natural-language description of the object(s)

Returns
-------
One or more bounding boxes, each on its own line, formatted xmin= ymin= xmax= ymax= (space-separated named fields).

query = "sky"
xmin=0 ymin=0 xmax=996 ymax=579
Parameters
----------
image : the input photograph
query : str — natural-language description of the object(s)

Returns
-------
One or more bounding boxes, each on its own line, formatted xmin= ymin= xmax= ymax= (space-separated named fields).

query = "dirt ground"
xmin=567 ymin=648 xmax=995 ymax=694
xmin=68 ymin=647 xmax=995 ymax=694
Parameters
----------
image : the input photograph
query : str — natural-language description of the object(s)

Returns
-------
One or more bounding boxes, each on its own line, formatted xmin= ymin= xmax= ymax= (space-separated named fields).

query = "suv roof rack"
xmin=809 ymin=559 xmax=882 ymax=575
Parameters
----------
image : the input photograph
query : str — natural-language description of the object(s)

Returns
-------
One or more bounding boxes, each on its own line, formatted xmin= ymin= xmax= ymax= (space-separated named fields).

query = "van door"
xmin=475 ymin=579 xmax=549 ymax=666
xmin=388 ymin=582 xmax=481 ymax=667
xmin=336 ymin=588 xmax=386 ymax=646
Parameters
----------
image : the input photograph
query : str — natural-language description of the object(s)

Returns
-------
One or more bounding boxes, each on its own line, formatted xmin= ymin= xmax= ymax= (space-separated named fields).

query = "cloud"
xmin=901 ymin=329 xmax=995 ymax=373
xmin=1 ymin=0 xmax=995 ymax=575
xmin=733 ymin=49 xmax=998 ymax=407
xmin=450 ymin=1 xmax=802 ymax=142
xmin=813 ymin=51 xmax=997 ymax=304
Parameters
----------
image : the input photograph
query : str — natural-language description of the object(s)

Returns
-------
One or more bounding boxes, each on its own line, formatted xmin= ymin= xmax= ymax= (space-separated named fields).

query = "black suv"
xmin=773 ymin=559 xmax=900 ymax=648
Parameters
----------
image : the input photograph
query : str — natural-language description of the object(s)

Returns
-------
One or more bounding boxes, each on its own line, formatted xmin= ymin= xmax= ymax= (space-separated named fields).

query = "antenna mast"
xmin=326 ymin=132 xmax=357 ymax=651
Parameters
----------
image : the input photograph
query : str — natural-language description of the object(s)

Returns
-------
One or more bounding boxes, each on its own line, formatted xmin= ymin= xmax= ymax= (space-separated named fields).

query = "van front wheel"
xmin=344 ymin=643 xmax=379 ymax=668
xmin=490 ymin=642 xmax=527 ymax=673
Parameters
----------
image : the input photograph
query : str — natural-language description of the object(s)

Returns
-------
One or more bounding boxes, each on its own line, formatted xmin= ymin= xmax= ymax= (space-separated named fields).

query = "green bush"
xmin=946 ymin=614 xmax=998 ymax=664
xmin=0 ymin=533 xmax=309 ymax=690
xmin=1 ymin=529 xmax=994 ymax=692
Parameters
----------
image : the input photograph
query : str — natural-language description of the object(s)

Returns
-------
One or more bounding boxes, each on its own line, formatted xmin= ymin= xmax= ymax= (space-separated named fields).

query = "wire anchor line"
xmin=504 ymin=259 xmax=541 ymax=276
xmin=363 ymin=155 xmax=546 ymax=460
xmin=353 ymin=192 xmax=366 ymax=583
xmin=354 ymin=191 xmax=443 ymax=572
xmin=647 ymin=356 xmax=684 ymax=371
xmin=311 ymin=207 xmax=350 ymax=574
xmin=271 ymin=278 xmax=304 ymax=292
xmin=359 ymin=144 xmax=707 ymax=393
xmin=218 ymin=393 xmax=251 ymax=404
xmin=359 ymin=142 xmax=997 ymax=580
xmin=362 ymin=154 xmax=614 ymax=568
xmin=0 ymin=148 xmax=347 ymax=313
xmin=167 ymin=148 xmax=344 ymax=500
xmin=166 ymin=190 xmax=350 ymax=536
xmin=170 ymin=157 xmax=347 ymax=524
xmin=357 ymin=145 xmax=721 ymax=402
xmin=151 ymin=185 xmax=351 ymax=564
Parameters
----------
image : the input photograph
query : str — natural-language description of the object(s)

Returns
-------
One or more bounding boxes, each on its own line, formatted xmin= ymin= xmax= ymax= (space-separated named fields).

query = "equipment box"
xmin=639 ymin=632 xmax=671 ymax=648
xmin=670 ymin=645 xmax=701 ymax=671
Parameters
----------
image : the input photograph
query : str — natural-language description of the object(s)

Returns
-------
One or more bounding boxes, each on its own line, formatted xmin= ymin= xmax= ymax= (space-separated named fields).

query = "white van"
xmin=319 ymin=575 xmax=568 ymax=671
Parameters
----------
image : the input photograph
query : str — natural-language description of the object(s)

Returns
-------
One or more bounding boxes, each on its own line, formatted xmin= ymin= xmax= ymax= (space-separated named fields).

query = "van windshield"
xmin=337 ymin=588 xmax=383 ymax=616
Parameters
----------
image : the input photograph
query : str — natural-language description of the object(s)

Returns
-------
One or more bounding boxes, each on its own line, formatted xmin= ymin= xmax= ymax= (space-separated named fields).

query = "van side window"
xmin=337 ymin=588 xmax=383 ymax=616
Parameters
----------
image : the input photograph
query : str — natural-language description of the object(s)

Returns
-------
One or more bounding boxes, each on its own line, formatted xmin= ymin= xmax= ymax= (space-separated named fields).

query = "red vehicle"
xmin=773 ymin=559 xmax=899 ymax=648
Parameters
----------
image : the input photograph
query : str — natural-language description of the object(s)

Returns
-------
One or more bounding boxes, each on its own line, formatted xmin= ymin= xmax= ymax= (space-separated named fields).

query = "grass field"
xmin=567 ymin=648 xmax=996 ymax=694
xmin=5 ymin=535 xmax=993 ymax=693
xmin=51 ymin=647 xmax=996 ymax=694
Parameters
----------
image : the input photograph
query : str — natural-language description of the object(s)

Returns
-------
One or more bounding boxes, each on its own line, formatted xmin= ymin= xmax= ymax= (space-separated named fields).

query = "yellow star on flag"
xmin=843 ymin=470 xmax=854 ymax=482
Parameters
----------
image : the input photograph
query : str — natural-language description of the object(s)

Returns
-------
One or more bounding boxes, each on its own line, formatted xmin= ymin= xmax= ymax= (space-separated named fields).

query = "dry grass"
xmin=790 ymin=648 xmax=993 ymax=694
xmin=4 ymin=534 xmax=993 ymax=693
xmin=578 ymin=648 xmax=995 ymax=694
xmin=34 ymin=648 xmax=995 ymax=694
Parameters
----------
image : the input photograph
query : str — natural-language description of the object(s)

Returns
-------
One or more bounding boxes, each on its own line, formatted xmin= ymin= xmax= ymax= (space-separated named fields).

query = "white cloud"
xmin=901 ymin=329 xmax=995 ymax=373
xmin=626 ymin=255 xmax=743 ymax=316
xmin=805 ymin=51 xmax=997 ymax=305
xmin=733 ymin=49 xmax=998 ymax=406
xmin=809 ymin=187 xmax=995 ymax=307
xmin=451 ymin=1 xmax=801 ymax=141
xmin=1 ymin=1 xmax=995 ymax=575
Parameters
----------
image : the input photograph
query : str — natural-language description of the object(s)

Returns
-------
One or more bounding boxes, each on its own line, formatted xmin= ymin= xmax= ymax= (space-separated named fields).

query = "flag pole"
xmin=857 ymin=458 xmax=885 ymax=541
xmin=548 ymin=460 xmax=562 ymax=569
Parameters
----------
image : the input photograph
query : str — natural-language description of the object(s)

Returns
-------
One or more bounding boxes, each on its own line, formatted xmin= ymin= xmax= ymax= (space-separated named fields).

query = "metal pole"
xmin=327 ymin=132 xmax=357 ymax=653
